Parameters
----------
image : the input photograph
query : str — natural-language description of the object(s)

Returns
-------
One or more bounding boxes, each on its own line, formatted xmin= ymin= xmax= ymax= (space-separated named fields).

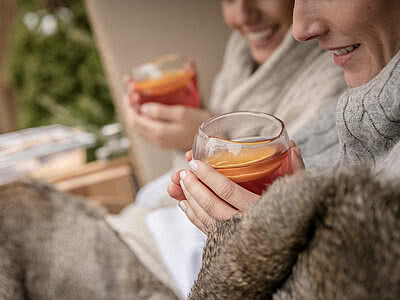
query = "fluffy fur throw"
xmin=0 ymin=166 xmax=399 ymax=299
xmin=189 ymin=167 xmax=400 ymax=300
xmin=0 ymin=181 xmax=178 ymax=300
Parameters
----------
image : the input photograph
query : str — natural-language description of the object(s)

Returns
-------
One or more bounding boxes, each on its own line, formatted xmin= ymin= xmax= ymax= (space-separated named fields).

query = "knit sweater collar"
xmin=337 ymin=50 xmax=400 ymax=167
xmin=208 ymin=28 xmax=322 ymax=116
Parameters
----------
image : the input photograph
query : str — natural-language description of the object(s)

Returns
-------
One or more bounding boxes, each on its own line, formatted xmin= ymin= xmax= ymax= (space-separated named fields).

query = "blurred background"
xmin=0 ymin=0 xmax=230 ymax=212
xmin=2 ymin=0 xmax=114 ymax=135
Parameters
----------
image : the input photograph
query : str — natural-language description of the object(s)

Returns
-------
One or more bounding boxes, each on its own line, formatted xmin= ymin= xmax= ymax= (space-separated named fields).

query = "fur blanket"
xmin=0 ymin=166 xmax=399 ymax=299
xmin=0 ymin=181 xmax=178 ymax=300
xmin=189 ymin=167 xmax=400 ymax=300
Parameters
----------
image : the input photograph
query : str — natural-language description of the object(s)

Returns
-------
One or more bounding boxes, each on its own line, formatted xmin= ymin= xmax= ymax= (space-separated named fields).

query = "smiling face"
xmin=222 ymin=0 xmax=294 ymax=64
xmin=293 ymin=0 xmax=400 ymax=87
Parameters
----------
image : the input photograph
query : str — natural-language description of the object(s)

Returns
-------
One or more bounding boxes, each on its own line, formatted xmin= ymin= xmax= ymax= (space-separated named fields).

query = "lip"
xmin=323 ymin=44 xmax=360 ymax=67
xmin=246 ymin=25 xmax=279 ymax=48
xmin=323 ymin=44 xmax=355 ymax=51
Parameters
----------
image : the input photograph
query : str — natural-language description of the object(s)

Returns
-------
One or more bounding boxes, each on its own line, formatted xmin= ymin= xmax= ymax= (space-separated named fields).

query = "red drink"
xmin=132 ymin=54 xmax=201 ymax=108
xmin=193 ymin=112 xmax=293 ymax=196
xmin=205 ymin=142 xmax=292 ymax=195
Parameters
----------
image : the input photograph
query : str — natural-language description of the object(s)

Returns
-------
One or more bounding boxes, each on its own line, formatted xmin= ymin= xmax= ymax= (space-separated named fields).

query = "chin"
xmin=344 ymin=71 xmax=371 ymax=88
xmin=251 ymin=50 xmax=272 ymax=64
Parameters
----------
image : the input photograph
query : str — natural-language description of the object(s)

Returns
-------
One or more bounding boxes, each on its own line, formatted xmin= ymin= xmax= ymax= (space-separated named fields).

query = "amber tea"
xmin=131 ymin=54 xmax=200 ymax=108
xmin=205 ymin=138 xmax=292 ymax=195
xmin=193 ymin=112 xmax=293 ymax=196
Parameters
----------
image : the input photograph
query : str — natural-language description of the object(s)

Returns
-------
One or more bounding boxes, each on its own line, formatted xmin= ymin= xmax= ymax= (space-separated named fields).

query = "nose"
xmin=292 ymin=1 xmax=328 ymax=42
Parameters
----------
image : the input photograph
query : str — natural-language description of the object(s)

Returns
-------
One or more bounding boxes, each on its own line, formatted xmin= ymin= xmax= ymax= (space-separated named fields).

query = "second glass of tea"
xmin=192 ymin=111 xmax=293 ymax=195
xmin=130 ymin=53 xmax=201 ymax=108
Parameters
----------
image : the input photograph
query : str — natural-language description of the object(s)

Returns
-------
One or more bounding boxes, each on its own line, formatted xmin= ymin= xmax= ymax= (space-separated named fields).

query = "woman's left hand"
xmin=168 ymin=143 xmax=305 ymax=233
xmin=168 ymin=160 xmax=260 ymax=233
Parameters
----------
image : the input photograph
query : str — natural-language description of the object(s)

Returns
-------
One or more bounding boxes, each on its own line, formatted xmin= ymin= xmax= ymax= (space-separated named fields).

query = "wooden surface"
xmin=39 ymin=156 xmax=137 ymax=214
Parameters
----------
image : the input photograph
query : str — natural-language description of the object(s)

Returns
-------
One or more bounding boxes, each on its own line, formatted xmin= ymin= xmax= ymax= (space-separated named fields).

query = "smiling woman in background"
xmin=109 ymin=0 xmax=346 ymax=298
xmin=171 ymin=0 xmax=400 ymax=299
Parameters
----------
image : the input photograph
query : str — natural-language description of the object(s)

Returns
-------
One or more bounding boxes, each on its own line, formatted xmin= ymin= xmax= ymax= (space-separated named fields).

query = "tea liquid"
xmin=205 ymin=142 xmax=292 ymax=195
xmin=134 ymin=69 xmax=200 ymax=108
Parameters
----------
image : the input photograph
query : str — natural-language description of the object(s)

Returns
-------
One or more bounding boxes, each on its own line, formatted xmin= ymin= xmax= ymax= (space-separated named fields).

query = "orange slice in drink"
xmin=205 ymin=146 xmax=285 ymax=183
xmin=206 ymin=146 xmax=277 ymax=168
xmin=226 ymin=159 xmax=283 ymax=183
xmin=135 ymin=69 xmax=194 ymax=96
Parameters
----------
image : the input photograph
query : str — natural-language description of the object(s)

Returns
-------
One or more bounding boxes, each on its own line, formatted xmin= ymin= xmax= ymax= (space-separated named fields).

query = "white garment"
xmin=134 ymin=172 xmax=206 ymax=298
xmin=134 ymin=171 xmax=174 ymax=208
xmin=113 ymin=172 xmax=205 ymax=299
xmin=146 ymin=207 xmax=206 ymax=299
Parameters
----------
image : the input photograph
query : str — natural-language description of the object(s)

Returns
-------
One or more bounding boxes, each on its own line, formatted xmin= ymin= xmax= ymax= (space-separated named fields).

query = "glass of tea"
xmin=130 ymin=53 xmax=201 ymax=108
xmin=192 ymin=111 xmax=293 ymax=195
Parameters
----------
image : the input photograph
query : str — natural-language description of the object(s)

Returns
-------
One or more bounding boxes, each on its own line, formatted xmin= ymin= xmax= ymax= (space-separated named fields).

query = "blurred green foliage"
xmin=6 ymin=0 xmax=116 ymax=146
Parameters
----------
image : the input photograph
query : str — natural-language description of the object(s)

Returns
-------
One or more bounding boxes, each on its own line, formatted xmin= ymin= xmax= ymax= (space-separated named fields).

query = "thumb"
xmin=185 ymin=150 xmax=193 ymax=162
xmin=291 ymin=145 xmax=305 ymax=173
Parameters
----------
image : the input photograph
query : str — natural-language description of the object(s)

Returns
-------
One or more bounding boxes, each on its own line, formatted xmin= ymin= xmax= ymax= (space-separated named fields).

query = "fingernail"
xmin=140 ymin=104 xmax=151 ymax=114
xmin=180 ymin=171 xmax=187 ymax=180
xmin=178 ymin=201 xmax=186 ymax=212
xmin=180 ymin=180 xmax=185 ymax=189
xmin=189 ymin=160 xmax=198 ymax=171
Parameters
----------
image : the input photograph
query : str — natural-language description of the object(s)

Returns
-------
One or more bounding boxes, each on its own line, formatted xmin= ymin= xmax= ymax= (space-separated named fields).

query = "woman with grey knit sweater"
xmin=169 ymin=0 xmax=400 ymax=299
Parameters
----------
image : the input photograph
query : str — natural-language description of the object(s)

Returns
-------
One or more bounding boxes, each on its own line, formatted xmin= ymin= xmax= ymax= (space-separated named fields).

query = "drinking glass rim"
xmin=198 ymin=111 xmax=286 ymax=145
xmin=133 ymin=53 xmax=187 ymax=72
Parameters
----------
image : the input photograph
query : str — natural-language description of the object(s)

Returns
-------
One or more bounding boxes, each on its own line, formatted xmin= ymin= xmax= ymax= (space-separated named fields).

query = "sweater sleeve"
xmin=376 ymin=142 xmax=400 ymax=183
xmin=188 ymin=173 xmax=324 ymax=300
xmin=189 ymin=166 xmax=400 ymax=300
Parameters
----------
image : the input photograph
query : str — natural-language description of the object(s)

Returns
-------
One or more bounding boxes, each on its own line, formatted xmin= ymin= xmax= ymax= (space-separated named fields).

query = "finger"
xmin=123 ymin=94 xmax=131 ymax=108
xmin=129 ymin=108 xmax=140 ymax=125
xmin=168 ymin=183 xmax=186 ymax=201
xmin=187 ymin=160 xmax=259 ymax=212
xmin=131 ymin=113 xmax=169 ymax=143
xmin=126 ymin=94 xmax=141 ymax=113
xmin=179 ymin=180 xmax=217 ymax=231
xmin=123 ymin=75 xmax=133 ymax=85
xmin=180 ymin=170 xmax=238 ymax=220
xmin=129 ymin=92 xmax=141 ymax=106
xmin=178 ymin=200 xmax=209 ymax=234
xmin=185 ymin=59 xmax=197 ymax=72
xmin=127 ymin=80 xmax=136 ymax=94
xmin=291 ymin=145 xmax=306 ymax=173
xmin=140 ymin=103 xmax=188 ymax=122
xmin=185 ymin=150 xmax=193 ymax=162
xmin=171 ymin=170 xmax=183 ymax=186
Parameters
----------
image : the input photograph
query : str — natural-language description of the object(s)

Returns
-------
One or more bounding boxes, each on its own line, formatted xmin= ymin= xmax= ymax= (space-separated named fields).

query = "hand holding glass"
xmin=130 ymin=53 xmax=200 ymax=108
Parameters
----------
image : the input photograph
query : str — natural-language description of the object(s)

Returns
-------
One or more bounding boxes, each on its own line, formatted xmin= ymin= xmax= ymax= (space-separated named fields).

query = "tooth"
xmin=248 ymin=28 xmax=273 ymax=41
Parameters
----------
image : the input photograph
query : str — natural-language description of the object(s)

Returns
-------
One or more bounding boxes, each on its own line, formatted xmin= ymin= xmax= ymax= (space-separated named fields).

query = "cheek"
xmin=221 ymin=5 xmax=237 ymax=30
xmin=334 ymin=2 xmax=378 ymax=36
xmin=261 ymin=1 xmax=294 ymax=26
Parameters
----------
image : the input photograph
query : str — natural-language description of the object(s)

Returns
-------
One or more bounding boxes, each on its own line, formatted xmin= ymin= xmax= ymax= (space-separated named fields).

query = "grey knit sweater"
xmin=297 ymin=51 xmax=400 ymax=176
xmin=337 ymin=51 xmax=400 ymax=174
